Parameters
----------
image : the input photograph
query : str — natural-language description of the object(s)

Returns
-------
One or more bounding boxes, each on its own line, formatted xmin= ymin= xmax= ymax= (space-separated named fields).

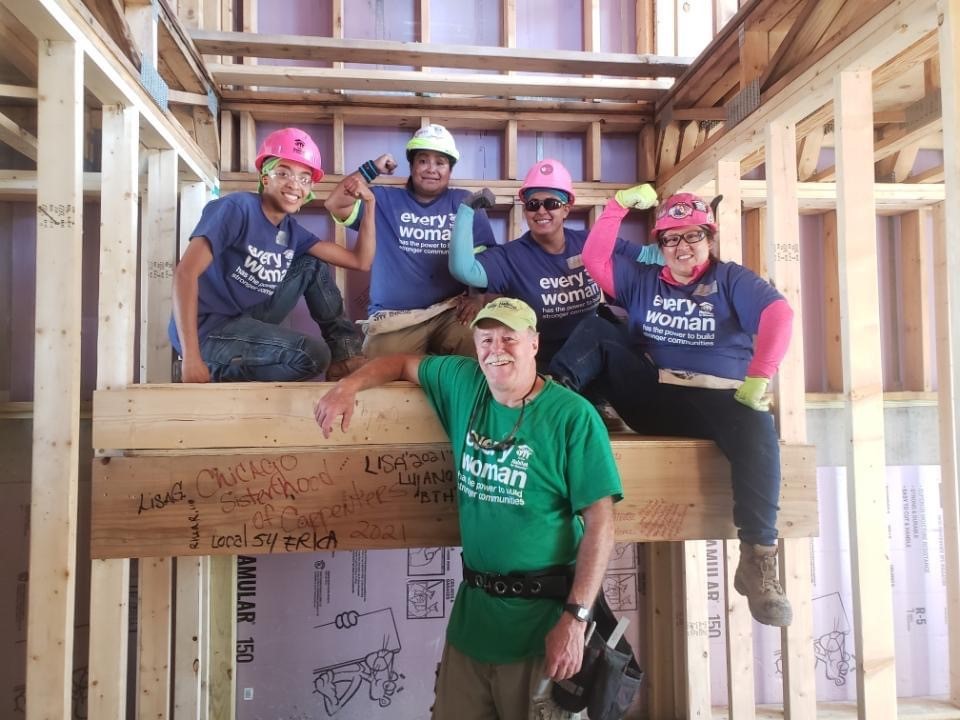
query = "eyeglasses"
xmin=268 ymin=168 xmax=314 ymax=188
xmin=659 ymin=230 xmax=707 ymax=247
xmin=468 ymin=400 xmax=527 ymax=451
xmin=524 ymin=197 xmax=566 ymax=212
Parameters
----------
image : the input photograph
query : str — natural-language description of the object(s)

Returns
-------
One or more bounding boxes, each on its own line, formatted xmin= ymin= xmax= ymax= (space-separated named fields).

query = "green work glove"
xmin=734 ymin=376 xmax=771 ymax=412
xmin=615 ymin=183 xmax=658 ymax=210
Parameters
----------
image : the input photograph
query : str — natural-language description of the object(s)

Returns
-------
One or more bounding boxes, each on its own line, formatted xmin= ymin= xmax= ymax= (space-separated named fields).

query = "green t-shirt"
xmin=418 ymin=355 xmax=623 ymax=663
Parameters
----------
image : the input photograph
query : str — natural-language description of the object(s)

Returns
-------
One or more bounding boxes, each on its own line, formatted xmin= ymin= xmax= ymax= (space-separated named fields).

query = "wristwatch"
xmin=563 ymin=603 xmax=591 ymax=622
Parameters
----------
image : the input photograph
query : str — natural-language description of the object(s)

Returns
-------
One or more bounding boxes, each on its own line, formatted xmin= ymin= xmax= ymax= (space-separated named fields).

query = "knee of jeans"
xmin=296 ymin=336 xmax=331 ymax=376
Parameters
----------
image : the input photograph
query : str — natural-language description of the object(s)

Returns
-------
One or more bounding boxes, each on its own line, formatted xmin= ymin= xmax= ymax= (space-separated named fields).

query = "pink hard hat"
xmin=518 ymin=159 xmax=575 ymax=205
xmin=650 ymin=192 xmax=717 ymax=242
xmin=254 ymin=128 xmax=324 ymax=182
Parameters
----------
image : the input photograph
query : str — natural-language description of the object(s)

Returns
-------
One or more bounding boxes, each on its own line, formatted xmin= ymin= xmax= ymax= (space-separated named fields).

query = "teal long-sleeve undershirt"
xmin=448 ymin=204 xmax=489 ymax=288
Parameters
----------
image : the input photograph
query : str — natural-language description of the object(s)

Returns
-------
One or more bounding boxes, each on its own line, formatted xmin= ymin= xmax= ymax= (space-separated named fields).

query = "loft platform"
xmin=91 ymin=383 xmax=817 ymax=559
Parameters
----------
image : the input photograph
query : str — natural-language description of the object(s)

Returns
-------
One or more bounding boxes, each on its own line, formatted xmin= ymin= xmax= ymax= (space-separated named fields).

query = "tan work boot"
xmin=733 ymin=542 xmax=793 ymax=627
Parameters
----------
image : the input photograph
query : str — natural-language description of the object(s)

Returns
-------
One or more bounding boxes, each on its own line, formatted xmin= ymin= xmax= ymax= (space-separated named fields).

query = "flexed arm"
xmin=583 ymin=184 xmax=657 ymax=297
xmin=324 ymin=153 xmax=396 ymax=223
xmin=310 ymin=176 xmax=377 ymax=271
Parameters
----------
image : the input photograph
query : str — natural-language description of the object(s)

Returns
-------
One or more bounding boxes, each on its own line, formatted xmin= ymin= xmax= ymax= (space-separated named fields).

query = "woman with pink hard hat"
xmin=171 ymin=127 xmax=374 ymax=383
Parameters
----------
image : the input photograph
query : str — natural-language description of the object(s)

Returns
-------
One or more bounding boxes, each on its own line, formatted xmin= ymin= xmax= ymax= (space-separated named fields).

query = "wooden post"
xmin=764 ymin=120 xmax=816 ymax=720
xmin=899 ymin=209 xmax=934 ymax=391
xmin=835 ymin=69 xmax=896 ymax=720
xmin=505 ymin=118 xmax=518 ymax=180
xmin=209 ymin=555 xmax=237 ymax=720
xmin=138 ymin=557 xmax=173 ymax=719
xmin=239 ymin=111 xmax=256 ymax=173
xmin=27 ymin=36 xmax=83 ymax=720
xmin=715 ymin=159 xmax=755 ymax=720
xmin=682 ymin=540 xmax=711 ymax=718
xmin=173 ymin=182 xmax=211 ymax=720
xmin=822 ymin=210 xmax=843 ymax=392
xmin=635 ymin=0 xmax=654 ymax=54
xmin=586 ymin=121 xmax=602 ymax=182
xmin=140 ymin=149 xmax=178 ymax=383
xmin=645 ymin=542 xmax=678 ymax=719
xmin=88 ymin=103 xmax=139 ymax=720
xmin=936 ymin=0 xmax=960 ymax=704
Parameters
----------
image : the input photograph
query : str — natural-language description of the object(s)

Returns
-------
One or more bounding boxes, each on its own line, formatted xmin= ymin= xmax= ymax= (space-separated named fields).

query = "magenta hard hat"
xmin=255 ymin=128 xmax=324 ymax=182
xmin=650 ymin=192 xmax=718 ymax=241
xmin=518 ymin=159 xmax=575 ymax=205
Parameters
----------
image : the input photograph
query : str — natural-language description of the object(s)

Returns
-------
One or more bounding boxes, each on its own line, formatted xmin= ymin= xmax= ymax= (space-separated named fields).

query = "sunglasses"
xmin=468 ymin=401 xmax=526 ymax=452
xmin=659 ymin=230 xmax=707 ymax=248
xmin=524 ymin=197 xmax=566 ymax=212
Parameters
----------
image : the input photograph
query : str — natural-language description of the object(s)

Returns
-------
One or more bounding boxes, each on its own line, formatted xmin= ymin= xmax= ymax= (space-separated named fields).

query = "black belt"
xmin=462 ymin=557 xmax=573 ymax=600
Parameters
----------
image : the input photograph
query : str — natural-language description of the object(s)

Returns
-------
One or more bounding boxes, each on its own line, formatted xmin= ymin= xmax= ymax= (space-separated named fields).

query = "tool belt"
xmin=461 ymin=558 xmax=573 ymax=600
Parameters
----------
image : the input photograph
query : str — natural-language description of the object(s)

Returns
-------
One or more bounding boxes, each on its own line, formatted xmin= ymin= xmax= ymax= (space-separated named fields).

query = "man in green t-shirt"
xmin=314 ymin=297 xmax=623 ymax=720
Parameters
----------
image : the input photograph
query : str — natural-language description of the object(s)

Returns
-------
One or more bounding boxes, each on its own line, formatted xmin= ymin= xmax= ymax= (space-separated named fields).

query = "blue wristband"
xmin=358 ymin=160 xmax=380 ymax=183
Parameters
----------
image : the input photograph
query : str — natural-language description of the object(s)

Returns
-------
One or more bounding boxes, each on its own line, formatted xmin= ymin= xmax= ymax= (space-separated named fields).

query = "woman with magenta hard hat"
xmin=171 ymin=127 xmax=374 ymax=383
xmin=550 ymin=186 xmax=796 ymax=628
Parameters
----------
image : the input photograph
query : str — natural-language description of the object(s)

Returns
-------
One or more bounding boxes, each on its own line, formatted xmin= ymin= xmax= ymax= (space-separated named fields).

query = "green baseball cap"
xmin=470 ymin=297 xmax=538 ymax=332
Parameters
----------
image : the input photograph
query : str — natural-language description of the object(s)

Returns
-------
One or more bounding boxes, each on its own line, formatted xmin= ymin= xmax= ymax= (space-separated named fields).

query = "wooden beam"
xmin=936 ymin=0 xmax=960 ymax=702
xmin=0 ymin=108 xmax=38 ymax=160
xmin=173 ymin=556 xmax=208 ymax=719
xmin=834 ymin=69 xmax=896 ymax=720
xmin=723 ymin=540 xmax=756 ymax=720
xmin=206 ymin=64 xmax=671 ymax=102
xmin=190 ymin=29 xmax=690 ymax=78
xmin=26 ymin=36 xmax=83 ymax=720
xmin=658 ymin=0 xmax=939 ymax=196
xmin=764 ymin=120 xmax=816 ymax=720
xmin=636 ymin=0 xmax=654 ymax=54
xmin=796 ymin=124 xmax=823 ymax=181
xmin=682 ymin=541 xmax=711 ymax=719
xmin=208 ymin=555 xmax=236 ymax=720
xmin=585 ymin=121 xmax=602 ymax=181
xmin=759 ymin=0 xmax=845 ymax=91
xmin=138 ymin=557 xmax=173 ymax=719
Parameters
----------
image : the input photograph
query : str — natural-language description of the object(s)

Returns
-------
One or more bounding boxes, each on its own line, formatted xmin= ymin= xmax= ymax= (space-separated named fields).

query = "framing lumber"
xmin=0 ymin=109 xmax=38 ymax=160
xmin=899 ymin=209 xmax=934 ymax=391
xmin=682 ymin=541 xmax=711 ymax=718
xmin=208 ymin=555 xmax=236 ymax=720
xmin=822 ymin=211 xmax=843 ymax=392
xmin=87 ymin=106 xmax=137 ymax=720
xmin=834 ymin=70 xmax=896 ymax=720
xmin=738 ymin=180 xmax=946 ymax=212
xmin=936 ymin=0 xmax=960 ymax=703
xmin=759 ymin=0 xmax=845 ymax=91
xmin=190 ymin=29 xmax=690 ymax=78
xmin=206 ymin=63 xmax=672 ymax=103
xmin=139 ymin=149 xmax=177 ymax=383
xmin=138 ymin=557 xmax=173 ymax=719
xmin=765 ymin=120 xmax=816 ymax=720
xmin=1 ymin=0 xmax=217 ymax=185
xmin=26 ymin=36 xmax=83 ymax=720
xmin=658 ymin=0 xmax=940 ymax=197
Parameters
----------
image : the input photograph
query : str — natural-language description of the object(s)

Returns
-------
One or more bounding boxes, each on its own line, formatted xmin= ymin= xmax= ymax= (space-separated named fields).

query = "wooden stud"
xmin=220 ymin=110 xmax=234 ymax=173
xmin=682 ymin=541 xmax=711 ymax=718
xmin=759 ymin=0 xmax=846 ymax=91
xmin=678 ymin=120 xmax=700 ymax=162
xmin=505 ymin=118 xmax=518 ymax=180
xmin=125 ymin=1 xmax=158 ymax=67
xmin=26 ymin=37 xmax=84 ymax=720
xmin=715 ymin=159 xmax=742 ymax=264
xmin=239 ymin=110 xmax=256 ymax=172
xmin=179 ymin=181 xmax=208 ymax=258
xmin=937 ymin=0 xmax=960 ymax=703
xmin=138 ymin=557 xmax=173 ymax=719
xmin=822 ymin=210 xmax=843 ymax=392
xmin=723 ymin=541 xmax=756 ymax=720
xmin=765 ymin=120 xmax=816 ymax=720
xmin=834 ymin=69 xmax=896 ymax=720
xmin=502 ymin=0 xmax=516 ymax=50
xmin=0 ymin=110 xmax=38 ymax=160
xmin=742 ymin=208 xmax=767 ymax=279
xmin=639 ymin=124 xmax=656 ymax=182
xmin=655 ymin=0 xmax=676 ymax=56
xmin=715 ymin=158 xmax=754 ymax=720
xmin=174 ymin=556 xmax=209 ymax=719
xmin=899 ymin=209 xmax=933 ymax=391
xmin=636 ymin=0 xmax=654 ymax=54
xmin=658 ymin=120 xmax=681 ymax=174
xmin=140 ymin=149 xmax=178 ymax=383
xmin=209 ymin=555 xmax=237 ymax=720
xmin=646 ymin=542 xmax=677 ymax=720
xmin=88 ymin=101 xmax=139 ymax=720
xmin=586 ymin=121 xmax=602 ymax=181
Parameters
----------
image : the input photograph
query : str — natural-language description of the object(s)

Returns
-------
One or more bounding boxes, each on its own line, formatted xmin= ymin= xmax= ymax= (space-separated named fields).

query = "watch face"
xmin=566 ymin=603 xmax=589 ymax=621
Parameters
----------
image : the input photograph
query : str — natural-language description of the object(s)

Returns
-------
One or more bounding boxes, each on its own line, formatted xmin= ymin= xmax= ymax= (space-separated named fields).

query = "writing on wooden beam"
xmin=92 ymin=441 xmax=817 ymax=559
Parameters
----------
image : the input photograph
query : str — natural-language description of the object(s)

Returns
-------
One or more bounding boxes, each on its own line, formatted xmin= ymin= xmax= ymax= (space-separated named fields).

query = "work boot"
xmin=733 ymin=542 xmax=793 ymax=627
xmin=465 ymin=187 xmax=495 ymax=210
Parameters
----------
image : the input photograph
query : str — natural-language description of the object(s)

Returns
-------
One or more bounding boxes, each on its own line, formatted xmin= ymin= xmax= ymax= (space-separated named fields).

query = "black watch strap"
xmin=563 ymin=602 xmax=591 ymax=622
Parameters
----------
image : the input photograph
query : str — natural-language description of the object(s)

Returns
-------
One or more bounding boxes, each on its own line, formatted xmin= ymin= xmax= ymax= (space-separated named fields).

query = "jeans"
xmin=548 ymin=315 xmax=782 ymax=546
xmin=202 ymin=255 xmax=361 ymax=382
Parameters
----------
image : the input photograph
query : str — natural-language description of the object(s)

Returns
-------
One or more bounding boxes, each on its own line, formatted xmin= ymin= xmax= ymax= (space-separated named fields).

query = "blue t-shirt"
xmin=479 ymin=228 xmax=655 ymax=343
xmin=353 ymin=185 xmax=496 ymax=314
xmin=168 ymin=192 xmax=320 ymax=353
xmin=612 ymin=259 xmax=783 ymax=380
